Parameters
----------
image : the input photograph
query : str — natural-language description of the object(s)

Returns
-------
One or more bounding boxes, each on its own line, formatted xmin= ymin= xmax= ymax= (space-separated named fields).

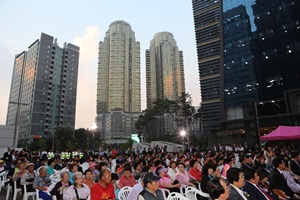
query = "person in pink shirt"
xmin=175 ymin=162 xmax=196 ymax=187
xmin=118 ymin=166 xmax=137 ymax=188
xmin=156 ymin=167 xmax=181 ymax=193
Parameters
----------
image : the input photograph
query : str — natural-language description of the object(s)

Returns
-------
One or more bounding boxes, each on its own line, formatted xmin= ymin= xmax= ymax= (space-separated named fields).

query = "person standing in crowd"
xmin=50 ymin=171 xmax=71 ymax=200
xmin=226 ymin=167 xmax=248 ymax=200
xmin=264 ymin=144 xmax=275 ymax=171
xmin=207 ymin=177 xmax=230 ymax=200
xmin=138 ymin=172 xmax=164 ymax=200
xmin=3 ymin=147 xmax=12 ymax=166
xmin=90 ymin=169 xmax=116 ymax=200
xmin=63 ymin=172 xmax=90 ymax=200
xmin=33 ymin=166 xmax=52 ymax=200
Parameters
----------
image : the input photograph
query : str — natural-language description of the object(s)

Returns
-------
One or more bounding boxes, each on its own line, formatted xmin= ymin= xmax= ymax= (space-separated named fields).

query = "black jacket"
xmin=243 ymin=181 xmax=268 ymax=200
xmin=269 ymin=168 xmax=294 ymax=197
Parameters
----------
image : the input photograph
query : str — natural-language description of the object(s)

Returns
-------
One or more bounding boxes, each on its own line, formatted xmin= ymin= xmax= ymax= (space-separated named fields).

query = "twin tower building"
xmin=6 ymin=20 xmax=185 ymax=144
xmin=97 ymin=20 xmax=185 ymax=143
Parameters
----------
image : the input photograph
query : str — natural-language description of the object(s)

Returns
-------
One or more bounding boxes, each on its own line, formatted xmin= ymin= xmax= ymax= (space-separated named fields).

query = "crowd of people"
xmin=0 ymin=142 xmax=300 ymax=200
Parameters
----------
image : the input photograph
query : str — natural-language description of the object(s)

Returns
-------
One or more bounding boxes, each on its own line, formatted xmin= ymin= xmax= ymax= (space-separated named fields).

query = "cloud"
xmin=7 ymin=38 xmax=16 ymax=46
xmin=73 ymin=26 xmax=101 ymax=129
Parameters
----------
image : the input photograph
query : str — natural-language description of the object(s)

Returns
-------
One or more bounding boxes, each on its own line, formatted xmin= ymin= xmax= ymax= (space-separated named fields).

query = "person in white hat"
xmin=21 ymin=163 xmax=36 ymax=192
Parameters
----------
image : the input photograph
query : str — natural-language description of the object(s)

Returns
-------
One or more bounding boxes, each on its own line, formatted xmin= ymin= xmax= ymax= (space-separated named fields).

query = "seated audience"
xmin=90 ymin=169 xmax=116 ymax=200
xmin=207 ymin=177 xmax=230 ymax=200
xmin=138 ymin=172 xmax=164 ymax=200
xmin=33 ymin=166 xmax=52 ymax=200
xmin=118 ymin=166 xmax=137 ymax=188
xmin=156 ymin=167 xmax=180 ymax=193
xmin=257 ymin=168 xmax=280 ymax=200
xmin=68 ymin=164 xmax=78 ymax=184
xmin=63 ymin=172 xmax=90 ymax=200
xmin=282 ymin=159 xmax=300 ymax=194
xmin=82 ymin=169 xmax=95 ymax=189
xmin=189 ymin=159 xmax=202 ymax=182
xmin=226 ymin=167 xmax=248 ymax=200
xmin=21 ymin=163 xmax=36 ymax=193
xmin=269 ymin=157 xmax=295 ymax=198
xmin=290 ymin=152 xmax=300 ymax=176
xmin=175 ymin=162 xmax=196 ymax=187
xmin=243 ymin=168 xmax=273 ymax=200
xmin=201 ymin=163 xmax=216 ymax=193
xmin=50 ymin=171 xmax=71 ymax=200
xmin=47 ymin=158 xmax=55 ymax=176
xmin=167 ymin=161 xmax=178 ymax=181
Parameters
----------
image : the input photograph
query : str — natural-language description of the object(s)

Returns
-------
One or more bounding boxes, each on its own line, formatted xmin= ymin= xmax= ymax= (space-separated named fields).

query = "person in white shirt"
xmin=127 ymin=172 xmax=146 ymax=200
xmin=167 ymin=161 xmax=178 ymax=181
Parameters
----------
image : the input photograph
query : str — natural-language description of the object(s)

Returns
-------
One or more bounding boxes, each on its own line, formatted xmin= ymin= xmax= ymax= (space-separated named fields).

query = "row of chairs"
xmin=117 ymin=183 xmax=211 ymax=200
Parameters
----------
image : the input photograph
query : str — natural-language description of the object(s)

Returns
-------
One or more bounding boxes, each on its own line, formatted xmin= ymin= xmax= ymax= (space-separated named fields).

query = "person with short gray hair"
xmin=63 ymin=172 xmax=90 ymax=200
xmin=33 ymin=166 xmax=52 ymax=200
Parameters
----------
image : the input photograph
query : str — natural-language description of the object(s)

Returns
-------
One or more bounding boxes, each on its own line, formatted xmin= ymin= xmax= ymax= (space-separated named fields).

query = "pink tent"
xmin=260 ymin=126 xmax=300 ymax=141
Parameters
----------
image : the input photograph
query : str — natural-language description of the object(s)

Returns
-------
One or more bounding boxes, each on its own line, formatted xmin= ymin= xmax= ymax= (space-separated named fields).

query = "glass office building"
xmin=193 ymin=0 xmax=300 ymax=143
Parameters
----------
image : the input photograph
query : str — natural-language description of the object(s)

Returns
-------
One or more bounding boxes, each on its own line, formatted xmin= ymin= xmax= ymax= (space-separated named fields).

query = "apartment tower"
xmin=96 ymin=20 xmax=141 ymax=144
xmin=6 ymin=33 xmax=79 ymax=144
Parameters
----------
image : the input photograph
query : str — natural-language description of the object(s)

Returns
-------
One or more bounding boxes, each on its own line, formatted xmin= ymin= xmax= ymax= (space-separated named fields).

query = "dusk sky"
xmin=0 ymin=1 xmax=200 ymax=129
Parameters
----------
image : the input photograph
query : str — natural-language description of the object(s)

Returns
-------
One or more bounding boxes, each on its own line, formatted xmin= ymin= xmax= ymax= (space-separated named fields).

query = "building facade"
xmin=6 ymin=33 xmax=79 ymax=144
xmin=145 ymin=32 xmax=185 ymax=137
xmin=146 ymin=32 xmax=185 ymax=108
xmin=96 ymin=20 xmax=141 ymax=144
xmin=192 ymin=0 xmax=300 ymax=144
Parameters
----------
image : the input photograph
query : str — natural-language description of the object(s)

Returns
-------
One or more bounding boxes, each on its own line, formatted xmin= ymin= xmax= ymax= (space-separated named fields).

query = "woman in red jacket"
xmin=189 ymin=159 xmax=202 ymax=182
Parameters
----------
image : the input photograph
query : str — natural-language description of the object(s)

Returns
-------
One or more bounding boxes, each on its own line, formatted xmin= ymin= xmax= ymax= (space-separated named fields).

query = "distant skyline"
xmin=0 ymin=1 xmax=200 ymax=129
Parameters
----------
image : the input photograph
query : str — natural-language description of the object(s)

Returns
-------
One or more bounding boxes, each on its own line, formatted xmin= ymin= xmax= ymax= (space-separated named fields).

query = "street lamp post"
xmin=180 ymin=130 xmax=186 ymax=150
xmin=90 ymin=123 xmax=97 ymax=150
xmin=87 ymin=138 xmax=90 ymax=149
xmin=21 ymin=114 xmax=30 ymax=148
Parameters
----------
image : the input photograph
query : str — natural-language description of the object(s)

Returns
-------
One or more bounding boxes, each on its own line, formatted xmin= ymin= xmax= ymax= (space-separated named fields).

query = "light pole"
xmin=87 ymin=138 xmax=90 ymax=149
xmin=90 ymin=123 xmax=97 ymax=150
xmin=21 ymin=114 xmax=30 ymax=148
xmin=180 ymin=130 xmax=186 ymax=149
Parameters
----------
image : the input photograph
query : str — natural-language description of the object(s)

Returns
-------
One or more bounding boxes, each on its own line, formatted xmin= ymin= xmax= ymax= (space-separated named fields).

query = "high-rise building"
xmin=192 ymin=0 xmax=300 ymax=143
xmin=6 ymin=33 xmax=79 ymax=144
xmin=146 ymin=32 xmax=185 ymax=109
xmin=96 ymin=20 xmax=141 ymax=144
xmin=145 ymin=32 xmax=185 ymax=137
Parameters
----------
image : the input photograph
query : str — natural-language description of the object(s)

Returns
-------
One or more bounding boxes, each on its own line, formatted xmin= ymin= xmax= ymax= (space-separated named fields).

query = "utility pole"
xmin=10 ymin=101 xmax=29 ymax=148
